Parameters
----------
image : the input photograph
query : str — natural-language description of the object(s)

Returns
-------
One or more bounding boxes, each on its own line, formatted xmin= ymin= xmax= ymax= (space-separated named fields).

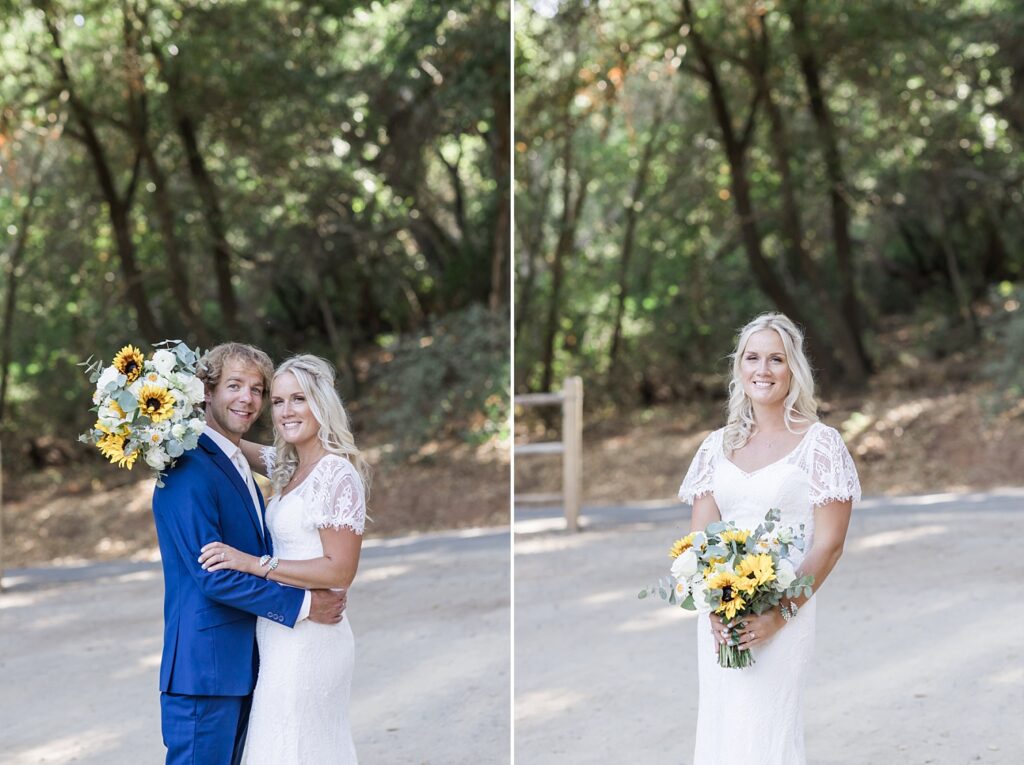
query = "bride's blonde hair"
xmin=722 ymin=313 xmax=818 ymax=454
xmin=269 ymin=354 xmax=372 ymax=497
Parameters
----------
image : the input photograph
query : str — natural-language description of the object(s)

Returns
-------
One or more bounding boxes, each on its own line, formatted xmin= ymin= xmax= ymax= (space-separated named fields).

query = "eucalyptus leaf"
xmin=115 ymin=391 xmax=138 ymax=412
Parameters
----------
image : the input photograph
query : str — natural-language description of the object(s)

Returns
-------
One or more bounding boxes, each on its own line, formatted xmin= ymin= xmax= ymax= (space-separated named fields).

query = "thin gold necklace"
xmin=285 ymin=452 xmax=326 ymax=493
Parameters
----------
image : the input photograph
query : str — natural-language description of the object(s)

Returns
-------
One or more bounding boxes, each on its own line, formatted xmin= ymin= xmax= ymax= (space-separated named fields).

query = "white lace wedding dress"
xmin=678 ymin=422 xmax=860 ymax=765
xmin=242 ymin=452 xmax=366 ymax=765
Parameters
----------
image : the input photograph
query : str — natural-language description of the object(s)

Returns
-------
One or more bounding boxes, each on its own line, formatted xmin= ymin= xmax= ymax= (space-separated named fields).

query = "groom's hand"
xmin=309 ymin=588 xmax=347 ymax=624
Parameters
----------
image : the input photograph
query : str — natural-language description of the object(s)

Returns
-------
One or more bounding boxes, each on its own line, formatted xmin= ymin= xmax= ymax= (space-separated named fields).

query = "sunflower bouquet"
xmin=79 ymin=340 xmax=206 ymax=485
xmin=639 ymin=508 xmax=814 ymax=668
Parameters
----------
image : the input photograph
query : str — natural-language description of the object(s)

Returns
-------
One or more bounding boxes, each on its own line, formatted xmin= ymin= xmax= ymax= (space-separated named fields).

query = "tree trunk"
xmin=539 ymin=132 xmax=587 ymax=394
xmin=41 ymin=7 xmax=161 ymax=340
xmin=788 ymin=0 xmax=873 ymax=378
xmin=682 ymin=0 xmax=845 ymax=384
xmin=173 ymin=112 xmax=240 ymax=336
xmin=513 ymin=163 xmax=551 ymax=344
xmin=608 ymin=109 xmax=664 ymax=379
xmin=756 ymin=22 xmax=869 ymax=386
xmin=122 ymin=9 xmax=208 ymax=344
xmin=488 ymin=63 xmax=512 ymax=312
xmin=149 ymin=41 xmax=240 ymax=335
xmin=0 ymin=164 xmax=40 ymax=421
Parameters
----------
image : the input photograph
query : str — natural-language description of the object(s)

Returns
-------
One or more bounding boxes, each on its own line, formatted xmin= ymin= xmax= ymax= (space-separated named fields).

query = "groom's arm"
xmin=153 ymin=465 xmax=305 ymax=627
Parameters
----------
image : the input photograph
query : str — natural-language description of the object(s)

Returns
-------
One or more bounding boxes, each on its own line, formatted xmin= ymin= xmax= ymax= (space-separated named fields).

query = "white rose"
xmin=776 ymin=559 xmax=796 ymax=589
xmin=171 ymin=423 xmax=187 ymax=439
xmin=145 ymin=446 xmax=169 ymax=470
xmin=189 ymin=417 xmax=206 ymax=434
xmin=690 ymin=576 xmax=711 ymax=614
xmin=185 ymin=376 xmax=206 ymax=405
xmin=671 ymin=548 xmax=698 ymax=580
xmin=151 ymin=349 xmax=177 ymax=376
xmin=97 ymin=365 xmax=121 ymax=391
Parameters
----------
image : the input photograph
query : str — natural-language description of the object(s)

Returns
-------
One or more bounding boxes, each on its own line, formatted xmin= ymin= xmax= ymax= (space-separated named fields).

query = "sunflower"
xmin=96 ymin=433 xmax=139 ymax=469
xmin=708 ymin=570 xmax=747 ymax=620
xmin=720 ymin=528 xmax=751 ymax=546
xmin=113 ymin=345 xmax=145 ymax=383
xmin=138 ymin=385 xmax=176 ymax=422
xmin=735 ymin=553 xmax=776 ymax=593
xmin=669 ymin=532 xmax=697 ymax=559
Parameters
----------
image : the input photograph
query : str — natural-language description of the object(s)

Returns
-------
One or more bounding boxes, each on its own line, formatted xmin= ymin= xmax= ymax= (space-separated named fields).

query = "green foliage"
xmin=0 ymin=0 xmax=509 ymax=469
xmin=368 ymin=303 xmax=510 ymax=452
xmin=985 ymin=283 xmax=1024 ymax=408
xmin=515 ymin=0 xmax=1024 ymax=402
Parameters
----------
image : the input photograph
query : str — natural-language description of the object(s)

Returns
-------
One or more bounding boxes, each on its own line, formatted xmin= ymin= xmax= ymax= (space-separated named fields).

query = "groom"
xmin=151 ymin=342 xmax=346 ymax=765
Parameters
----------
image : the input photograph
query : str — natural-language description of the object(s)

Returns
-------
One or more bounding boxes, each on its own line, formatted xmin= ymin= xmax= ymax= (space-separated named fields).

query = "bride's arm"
xmin=733 ymin=498 xmax=852 ymax=650
xmin=199 ymin=527 xmax=363 ymax=590
xmin=238 ymin=438 xmax=271 ymax=475
xmin=689 ymin=493 xmax=722 ymax=533
xmin=784 ymin=498 xmax=853 ymax=608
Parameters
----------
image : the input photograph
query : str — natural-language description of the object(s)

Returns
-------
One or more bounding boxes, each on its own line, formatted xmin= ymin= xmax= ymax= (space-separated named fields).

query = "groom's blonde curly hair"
xmin=196 ymin=343 xmax=275 ymax=404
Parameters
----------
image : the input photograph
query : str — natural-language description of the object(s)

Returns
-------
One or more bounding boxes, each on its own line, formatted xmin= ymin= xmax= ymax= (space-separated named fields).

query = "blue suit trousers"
xmin=160 ymin=692 xmax=251 ymax=765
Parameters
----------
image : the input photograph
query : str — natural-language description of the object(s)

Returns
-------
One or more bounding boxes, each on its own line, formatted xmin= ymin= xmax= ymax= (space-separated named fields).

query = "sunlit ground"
xmin=0 ymin=528 xmax=510 ymax=765
xmin=514 ymin=490 xmax=1024 ymax=764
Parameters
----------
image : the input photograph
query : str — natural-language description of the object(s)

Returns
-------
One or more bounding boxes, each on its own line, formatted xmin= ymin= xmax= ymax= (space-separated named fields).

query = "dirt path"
xmin=0 ymin=527 xmax=510 ymax=765
xmin=514 ymin=490 xmax=1024 ymax=764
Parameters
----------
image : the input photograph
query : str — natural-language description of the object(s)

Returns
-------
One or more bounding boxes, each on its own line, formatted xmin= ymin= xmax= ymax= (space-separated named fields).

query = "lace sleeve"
xmin=259 ymin=446 xmax=276 ymax=475
xmin=307 ymin=455 xmax=366 ymax=535
xmin=808 ymin=426 xmax=862 ymax=507
xmin=678 ymin=429 xmax=722 ymax=505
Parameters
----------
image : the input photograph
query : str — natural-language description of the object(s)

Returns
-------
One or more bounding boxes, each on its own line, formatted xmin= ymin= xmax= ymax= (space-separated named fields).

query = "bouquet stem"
xmin=718 ymin=641 xmax=755 ymax=669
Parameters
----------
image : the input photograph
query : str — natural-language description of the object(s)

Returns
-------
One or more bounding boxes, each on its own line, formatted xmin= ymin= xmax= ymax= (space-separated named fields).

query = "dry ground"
xmin=516 ymin=354 xmax=1024 ymax=505
xmin=1 ymin=439 xmax=509 ymax=568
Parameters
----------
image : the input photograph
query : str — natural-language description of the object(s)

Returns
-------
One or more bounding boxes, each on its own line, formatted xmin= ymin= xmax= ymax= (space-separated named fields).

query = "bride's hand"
xmin=199 ymin=541 xmax=259 ymax=575
xmin=732 ymin=608 xmax=786 ymax=649
xmin=709 ymin=612 xmax=730 ymax=647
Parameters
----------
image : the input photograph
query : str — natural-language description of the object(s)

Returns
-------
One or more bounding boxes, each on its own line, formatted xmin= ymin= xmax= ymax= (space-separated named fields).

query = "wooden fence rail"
xmin=513 ymin=376 xmax=583 ymax=532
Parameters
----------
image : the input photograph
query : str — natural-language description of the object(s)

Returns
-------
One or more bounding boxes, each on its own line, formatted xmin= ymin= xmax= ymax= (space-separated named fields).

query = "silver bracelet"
xmin=261 ymin=556 xmax=279 ymax=578
xmin=779 ymin=601 xmax=798 ymax=623
xmin=259 ymin=554 xmax=271 ymax=569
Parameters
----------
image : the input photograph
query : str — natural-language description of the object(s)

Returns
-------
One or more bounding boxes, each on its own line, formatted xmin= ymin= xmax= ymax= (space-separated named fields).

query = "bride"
xmin=199 ymin=354 xmax=371 ymax=764
xmin=678 ymin=313 xmax=860 ymax=765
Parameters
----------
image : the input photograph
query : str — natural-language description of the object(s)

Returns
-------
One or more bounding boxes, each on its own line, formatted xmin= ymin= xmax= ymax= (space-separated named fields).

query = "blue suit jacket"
xmin=151 ymin=433 xmax=304 ymax=696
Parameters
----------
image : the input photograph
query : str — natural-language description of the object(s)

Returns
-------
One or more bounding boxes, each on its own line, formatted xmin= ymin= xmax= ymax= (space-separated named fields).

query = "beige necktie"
xmin=233 ymin=450 xmax=263 ymax=534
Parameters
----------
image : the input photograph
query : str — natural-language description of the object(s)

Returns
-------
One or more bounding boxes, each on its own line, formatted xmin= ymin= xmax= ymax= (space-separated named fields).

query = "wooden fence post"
xmin=561 ymin=376 xmax=583 ymax=532
xmin=513 ymin=376 xmax=584 ymax=532
xmin=0 ymin=439 xmax=5 ymax=592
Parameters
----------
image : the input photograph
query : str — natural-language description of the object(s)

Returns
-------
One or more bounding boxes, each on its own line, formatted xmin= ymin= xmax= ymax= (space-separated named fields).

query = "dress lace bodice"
xmin=259 ymin=450 xmax=366 ymax=558
xmin=679 ymin=423 xmax=860 ymax=547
